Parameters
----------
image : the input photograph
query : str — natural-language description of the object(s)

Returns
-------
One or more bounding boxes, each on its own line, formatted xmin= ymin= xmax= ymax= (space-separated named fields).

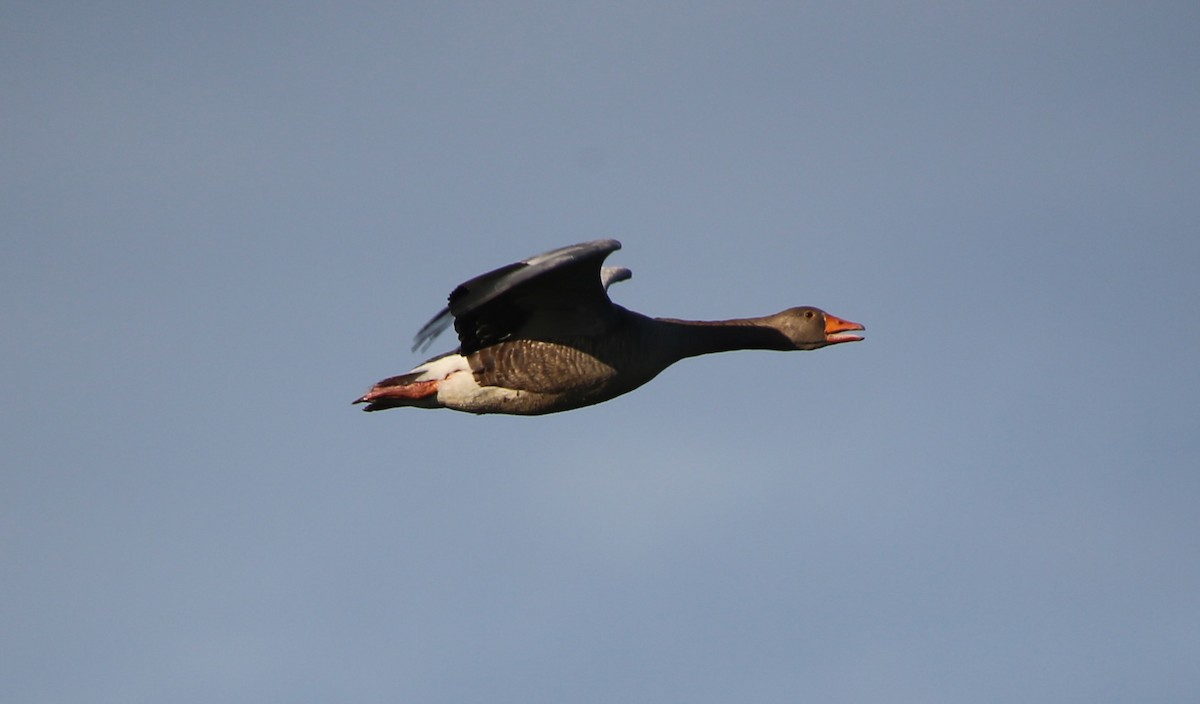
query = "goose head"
xmin=768 ymin=307 xmax=865 ymax=350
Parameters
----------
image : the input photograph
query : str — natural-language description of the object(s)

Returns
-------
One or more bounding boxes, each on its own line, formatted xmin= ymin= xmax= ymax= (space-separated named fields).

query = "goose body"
xmin=354 ymin=240 xmax=864 ymax=415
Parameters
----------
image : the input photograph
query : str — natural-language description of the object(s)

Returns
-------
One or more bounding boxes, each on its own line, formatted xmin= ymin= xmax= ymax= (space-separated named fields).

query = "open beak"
xmin=824 ymin=313 xmax=865 ymax=344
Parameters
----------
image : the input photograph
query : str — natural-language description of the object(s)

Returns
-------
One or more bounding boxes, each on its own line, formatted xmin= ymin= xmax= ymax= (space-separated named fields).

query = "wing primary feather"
xmin=412 ymin=307 xmax=453 ymax=353
xmin=601 ymin=266 xmax=632 ymax=290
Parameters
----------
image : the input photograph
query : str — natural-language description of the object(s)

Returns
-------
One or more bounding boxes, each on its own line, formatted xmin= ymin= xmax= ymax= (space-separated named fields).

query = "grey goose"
xmin=354 ymin=239 xmax=864 ymax=415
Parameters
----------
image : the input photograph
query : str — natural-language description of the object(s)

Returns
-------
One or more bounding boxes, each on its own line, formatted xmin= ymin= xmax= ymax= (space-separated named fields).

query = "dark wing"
xmin=412 ymin=239 xmax=624 ymax=354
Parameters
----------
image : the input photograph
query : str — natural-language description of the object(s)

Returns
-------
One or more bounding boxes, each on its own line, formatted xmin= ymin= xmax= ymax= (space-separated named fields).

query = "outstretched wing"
xmin=412 ymin=239 xmax=625 ymax=354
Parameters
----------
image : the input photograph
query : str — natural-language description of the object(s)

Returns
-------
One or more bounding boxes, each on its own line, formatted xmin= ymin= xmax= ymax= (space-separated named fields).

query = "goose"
xmin=354 ymin=239 xmax=864 ymax=415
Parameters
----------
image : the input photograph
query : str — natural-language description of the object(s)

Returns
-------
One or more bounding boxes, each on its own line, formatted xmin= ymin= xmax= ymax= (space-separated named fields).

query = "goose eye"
xmin=804 ymin=310 xmax=814 ymax=319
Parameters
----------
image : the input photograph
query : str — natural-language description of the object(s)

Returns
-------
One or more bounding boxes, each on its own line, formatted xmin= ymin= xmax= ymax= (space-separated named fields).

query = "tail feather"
xmin=354 ymin=352 xmax=469 ymax=412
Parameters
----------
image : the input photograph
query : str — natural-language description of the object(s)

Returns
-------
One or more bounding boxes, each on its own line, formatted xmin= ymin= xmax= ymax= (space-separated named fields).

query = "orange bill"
xmin=824 ymin=313 xmax=865 ymax=343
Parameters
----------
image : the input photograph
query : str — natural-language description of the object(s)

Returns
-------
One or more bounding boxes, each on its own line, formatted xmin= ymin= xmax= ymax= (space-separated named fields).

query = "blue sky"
xmin=3 ymin=2 xmax=1199 ymax=702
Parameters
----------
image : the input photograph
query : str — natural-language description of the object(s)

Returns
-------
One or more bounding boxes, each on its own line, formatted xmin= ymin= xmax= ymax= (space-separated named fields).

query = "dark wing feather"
xmin=412 ymin=239 xmax=623 ymax=354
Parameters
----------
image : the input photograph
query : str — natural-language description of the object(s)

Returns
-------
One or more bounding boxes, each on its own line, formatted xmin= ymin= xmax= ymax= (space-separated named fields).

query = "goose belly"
xmin=439 ymin=340 xmax=653 ymax=415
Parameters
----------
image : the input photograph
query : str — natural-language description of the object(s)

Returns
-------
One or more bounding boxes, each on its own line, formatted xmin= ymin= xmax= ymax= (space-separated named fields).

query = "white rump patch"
xmin=410 ymin=353 xmax=471 ymax=381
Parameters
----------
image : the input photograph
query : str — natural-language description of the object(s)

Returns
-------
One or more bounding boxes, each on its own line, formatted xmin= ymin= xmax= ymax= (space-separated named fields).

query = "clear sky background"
xmin=4 ymin=2 xmax=1198 ymax=702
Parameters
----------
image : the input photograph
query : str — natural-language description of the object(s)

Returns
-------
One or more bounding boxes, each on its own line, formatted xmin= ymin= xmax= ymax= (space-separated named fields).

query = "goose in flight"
xmin=354 ymin=239 xmax=863 ymax=415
